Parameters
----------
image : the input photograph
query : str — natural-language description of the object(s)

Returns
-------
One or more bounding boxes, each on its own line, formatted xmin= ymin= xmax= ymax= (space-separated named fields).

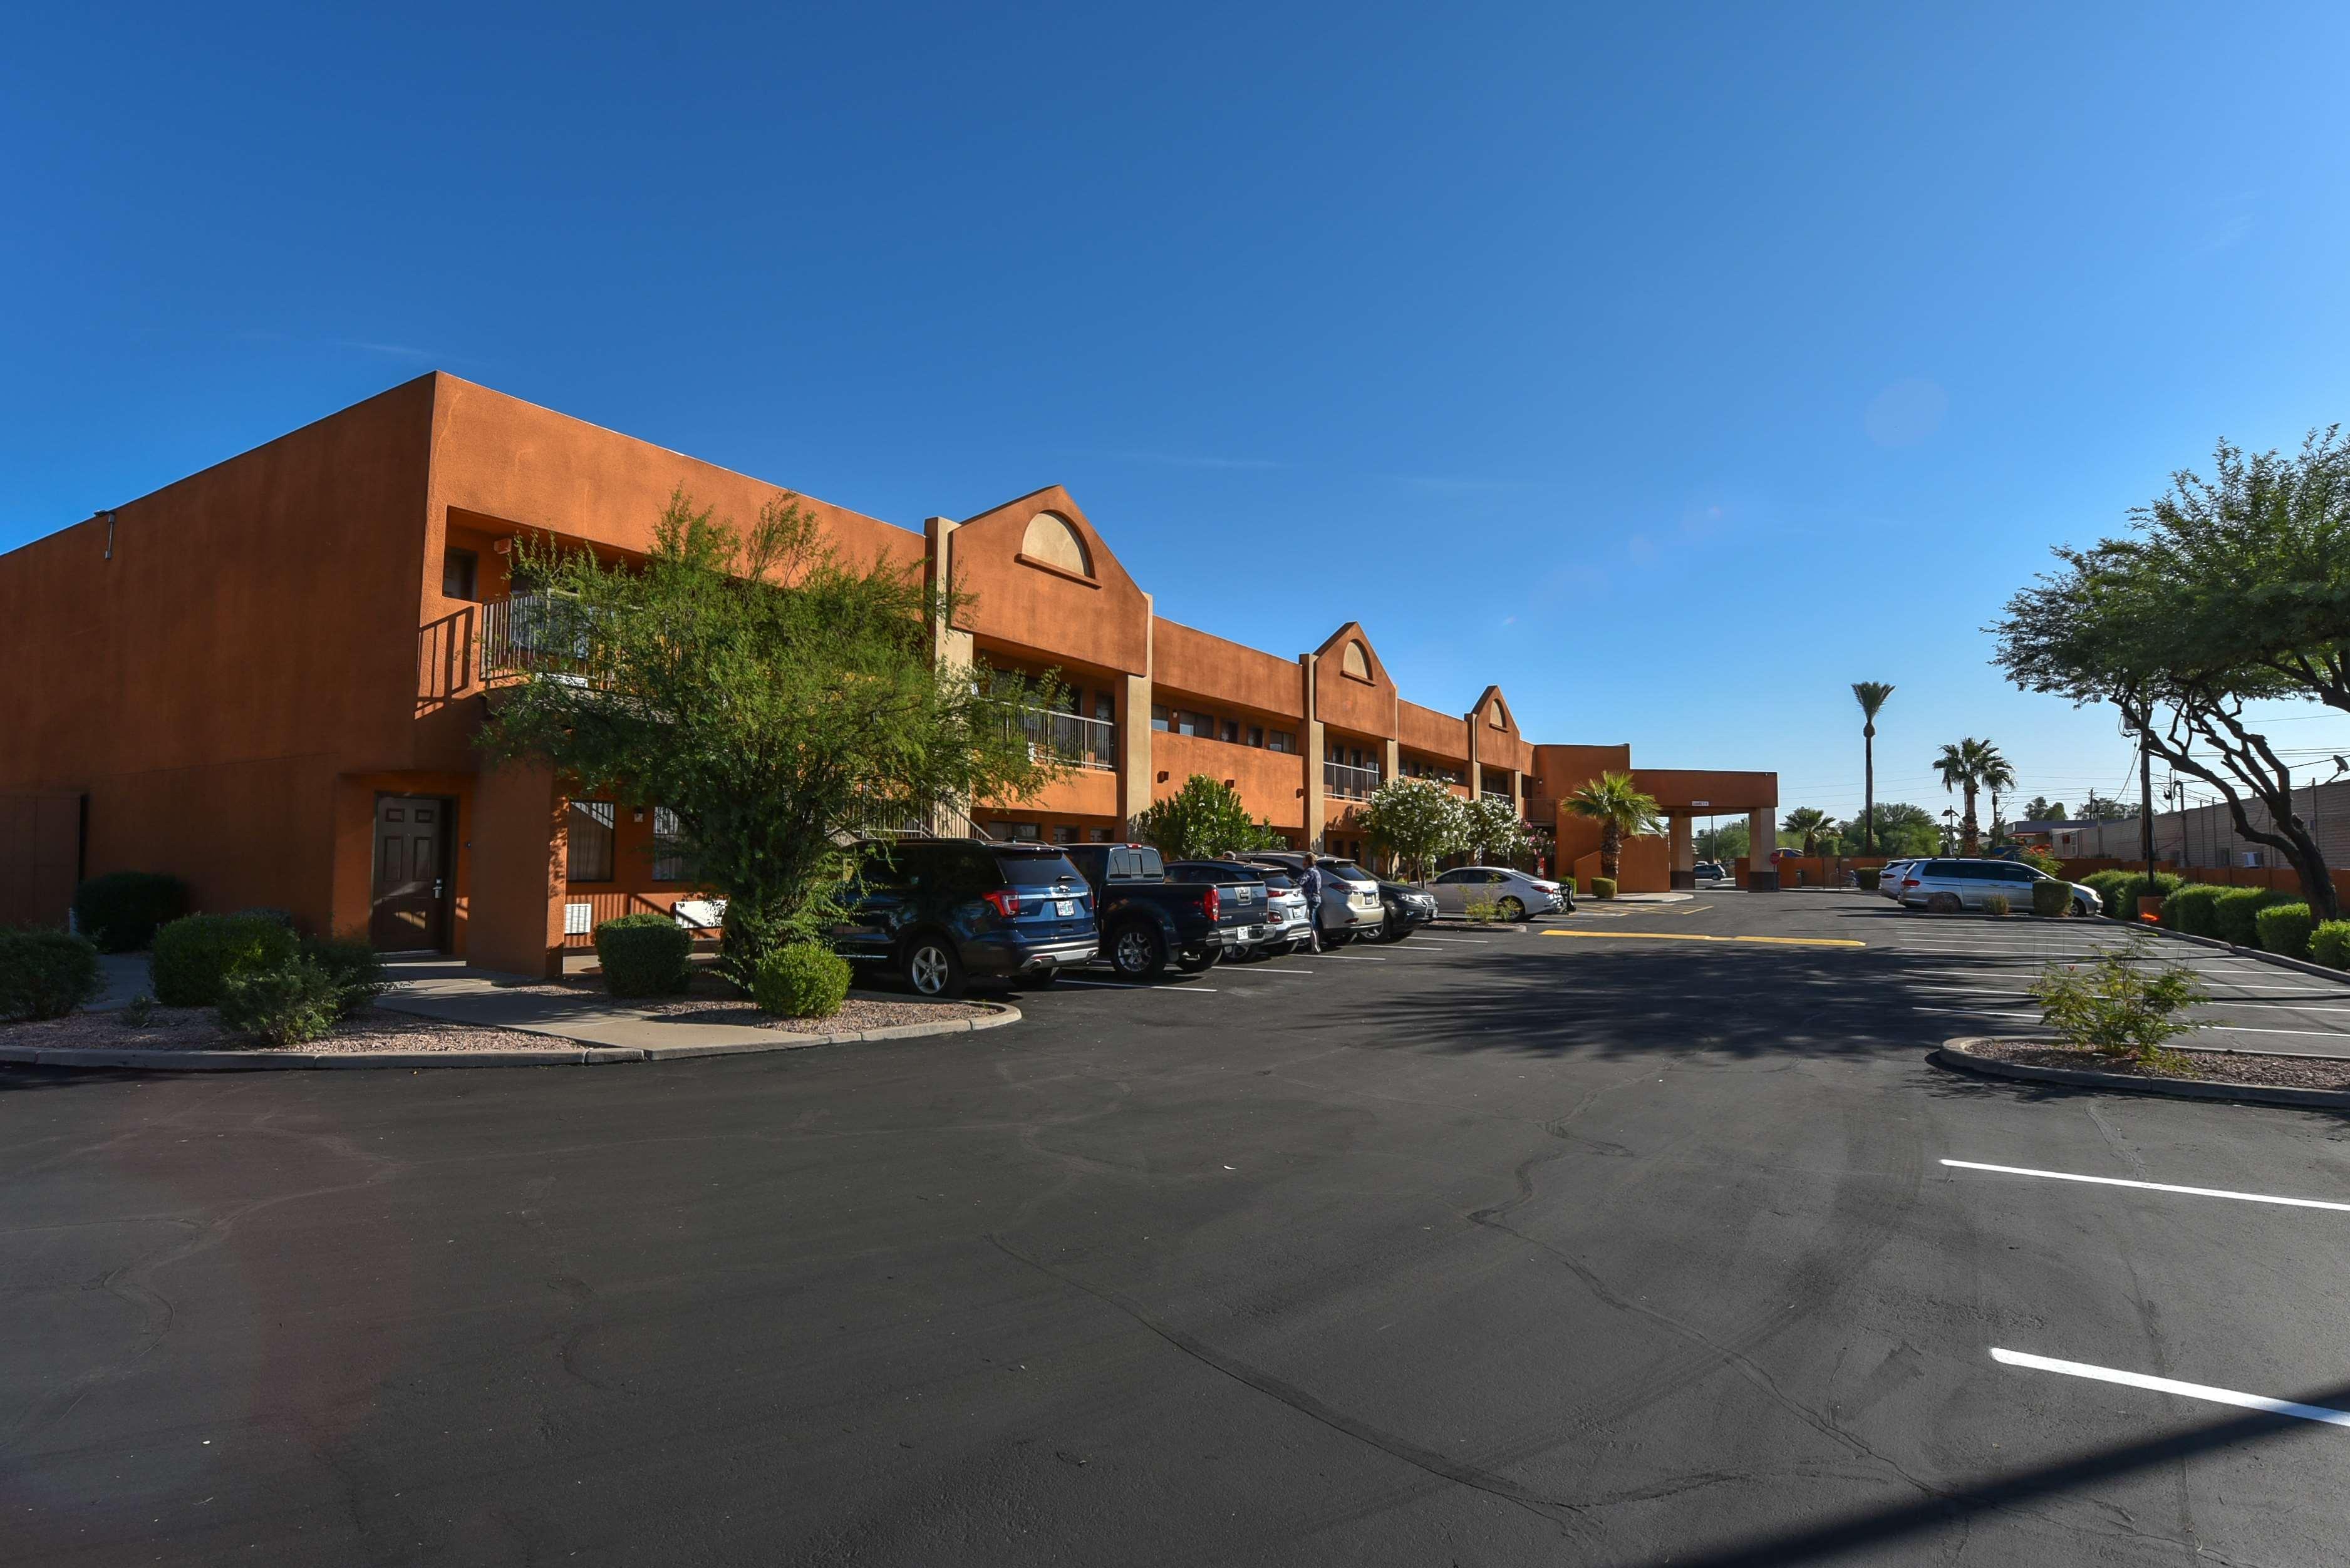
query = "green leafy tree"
xmin=2076 ymin=792 xmax=2139 ymax=822
xmin=1845 ymin=802 xmax=1941 ymax=858
xmin=476 ymin=491 xmax=1064 ymax=988
xmin=1359 ymin=777 xmax=1467 ymax=882
xmin=2028 ymin=934 xmax=2206 ymax=1064
xmin=1131 ymin=775 xmax=1285 ymax=862
xmin=2019 ymin=796 xmax=2068 ymax=823
xmin=1994 ymin=431 xmax=2347 ymax=917
xmin=1932 ymin=738 xmax=2008 ymax=856
xmin=1458 ymin=793 xmax=1535 ymax=868
xmin=1851 ymin=681 xmax=1894 ymax=853
xmin=1696 ymin=820 xmax=1747 ymax=862
xmin=1781 ymin=807 xmax=1838 ymax=857
xmin=1565 ymin=771 xmax=1662 ymax=882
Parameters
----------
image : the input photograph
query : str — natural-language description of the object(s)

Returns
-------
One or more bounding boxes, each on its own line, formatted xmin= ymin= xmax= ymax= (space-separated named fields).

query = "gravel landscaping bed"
xmin=510 ymin=973 xmax=992 ymax=1034
xmin=8 ymin=1004 xmax=554 ymax=1055
xmin=1969 ymin=1038 xmax=2350 ymax=1093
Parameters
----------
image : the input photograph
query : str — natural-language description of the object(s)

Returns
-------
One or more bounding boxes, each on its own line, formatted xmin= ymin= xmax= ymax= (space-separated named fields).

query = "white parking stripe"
xmin=1990 ymin=1348 xmax=2350 ymax=1428
xmin=1244 ymin=967 xmax=1315 ymax=975
xmin=1058 ymin=980 xmax=1220 ymax=993
xmin=1411 ymin=936 xmax=1492 ymax=945
xmin=1316 ymin=954 xmax=1388 ymax=962
xmin=1944 ymin=1159 xmax=2350 ymax=1212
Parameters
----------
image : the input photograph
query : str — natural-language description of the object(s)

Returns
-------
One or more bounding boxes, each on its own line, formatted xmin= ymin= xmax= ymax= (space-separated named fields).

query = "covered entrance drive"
xmin=370 ymin=793 xmax=454 ymax=950
xmin=1637 ymin=772 xmax=1781 ymax=892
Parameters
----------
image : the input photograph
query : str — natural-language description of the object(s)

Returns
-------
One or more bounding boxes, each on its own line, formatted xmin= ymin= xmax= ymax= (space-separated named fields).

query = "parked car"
xmin=1876 ymin=859 xmax=1917 ymax=899
xmin=1895 ymin=857 xmax=2102 ymax=917
xmin=831 ymin=838 xmax=1097 ymax=998
xmin=1426 ymin=865 xmax=1570 ymax=919
xmin=1692 ymin=860 xmax=1728 ymax=885
xmin=1236 ymin=853 xmax=1388 ymax=944
xmin=1372 ymin=877 xmax=1439 ymax=943
xmin=1061 ymin=843 xmax=1263 ymax=980
xmin=1165 ymin=860 xmax=1312 ymax=957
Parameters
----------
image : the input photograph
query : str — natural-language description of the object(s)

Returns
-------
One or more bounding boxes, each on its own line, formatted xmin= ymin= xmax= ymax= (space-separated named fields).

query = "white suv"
xmin=1895 ymin=858 xmax=2101 ymax=917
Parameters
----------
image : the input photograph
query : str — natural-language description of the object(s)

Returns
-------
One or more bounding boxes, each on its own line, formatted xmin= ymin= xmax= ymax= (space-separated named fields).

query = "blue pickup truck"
xmin=1059 ymin=843 xmax=1266 ymax=982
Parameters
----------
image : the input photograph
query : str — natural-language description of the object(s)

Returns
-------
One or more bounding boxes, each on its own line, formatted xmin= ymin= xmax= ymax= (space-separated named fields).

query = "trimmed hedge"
xmin=2030 ymin=879 xmax=2071 ymax=917
xmin=753 ymin=943 xmax=852 ymax=1018
xmin=218 ymin=957 xmax=343 ymax=1047
xmin=2312 ymin=921 xmax=2350 ymax=971
xmin=594 ymin=913 xmax=692 ymax=997
xmin=2212 ymin=886 xmax=2287 ymax=948
xmin=1590 ymin=877 xmax=1618 ymax=900
xmin=0 ymin=929 xmax=103 ymax=1021
xmin=150 ymin=913 xmax=299 ymax=1008
xmin=1982 ymin=892 xmax=2012 ymax=917
xmin=2254 ymin=902 xmax=2316 ymax=961
xmin=301 ymin=937 xmax=388 ymax=1017
xmin=71 ymin=872 xmax=189 ymax=952
xmin=2161 ymin=884 xmax=2225 ymax=936
xmin=2081 ymin=870 xmax=2182 ymax=922
xmin=1855 ymin=869 xmax=1882 ymax=892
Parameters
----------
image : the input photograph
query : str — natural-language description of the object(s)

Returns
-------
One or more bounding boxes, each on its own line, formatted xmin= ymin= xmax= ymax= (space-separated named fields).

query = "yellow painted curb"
xmin=1539 ymin=930 xmax=1866 ymax=949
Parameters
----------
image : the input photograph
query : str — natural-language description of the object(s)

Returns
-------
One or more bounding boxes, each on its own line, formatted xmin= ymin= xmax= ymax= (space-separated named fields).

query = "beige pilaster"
xmin=1747 ymin=808 xmax=1779 ymax=890
xmin=1120 ymin=596 xmax=1154 ymax=828
xmin=1669 ymin=813 xmax=1695 ymax=889
xmin=1301 ymin=653 xmax=1324 ymax=850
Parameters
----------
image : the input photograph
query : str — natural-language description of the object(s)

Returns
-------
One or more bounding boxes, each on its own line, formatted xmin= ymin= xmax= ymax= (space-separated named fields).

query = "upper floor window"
xmin=442 ymin=548 xmax=480 ymax=602
xmin=1266 ymin=730 xmax=1296 ymax=754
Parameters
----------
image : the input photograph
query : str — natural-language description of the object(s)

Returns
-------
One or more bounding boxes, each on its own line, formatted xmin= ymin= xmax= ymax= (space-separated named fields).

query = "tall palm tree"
xmin=1932 ymin=737 xmax=2008 ymax=856
xmin=1851 ymin=683 xmax=1894 ymax=855
xmin=1982 ymin=749 xmax=2016 ymax=847
xmin=1781 ymin=807 xmax=1837 ymax=858
xmin=1565 ymin=770 xmax=1662 ymax=882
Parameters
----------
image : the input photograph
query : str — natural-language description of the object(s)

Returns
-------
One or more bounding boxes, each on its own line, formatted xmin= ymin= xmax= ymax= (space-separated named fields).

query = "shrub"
xmin=217 ymin=957 xmax=343 ymax=1047
xmin=2211 ymin=887 xmax=2286 ymax=948
xmin=1981 ymin=892 xmax=2012 ymax=917
xmin=2083 ymin=870 xmax=2181 ymax=922
xmin=2312 ymin=921 xmax=2350 ymax=971
xmin=1462 ymin=896 xmax=1501 ymax=925
xmin=0 ymin=929 xmax=103 ymax=1021
xmin=71 ymin=872 xmax=188 ymax=952
xmin=234 ymin=906 xmax=299 ymax=932
xmin=120 ymin=994 xmax=156 ymax=1027
xmin=2030 ymin=879 xmax=2071 ymax=917
xmin=300 ymin=937 xmax=388 ymax=1018
xmin=2161 ymin=884 xmax=2225 ymax=936
xmin=2254 ymin=902 xmax=2316 ymax=961
xmin=753 ymin=942 xmax=852 ymax=1018
xmin=594 ymin=912 xmax=693 ymax=997
xmin=1591 ymin=877 xmax=1618 ymax=900
xmin=2029 ymin=934 xmax=2205 ymax=1064
xmin=1855 ymin=868 xmax=1882 ymax=892
xmin=150 ymin=912 xmax=298 ymax=1008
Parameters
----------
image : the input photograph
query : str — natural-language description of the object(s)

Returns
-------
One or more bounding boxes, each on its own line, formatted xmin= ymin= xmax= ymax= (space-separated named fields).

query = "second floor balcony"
xmin=1020 ymin=706 xmax=1118 ymax=771
xmin=1325 ymin=759 xmax=1383 ymax=800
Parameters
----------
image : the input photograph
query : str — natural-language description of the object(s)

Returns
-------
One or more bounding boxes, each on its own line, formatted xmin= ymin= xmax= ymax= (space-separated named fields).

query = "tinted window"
xmin=1920 ymin=860 xmax=1958 ymax=876
xmin=994 ymin=850 xmax=1083 ymax=887
xmin=1325 ymin=862 xmax=1372 ymax=881
xmin=1434 ymin=870 xmax=1473 ymax=885
xmin=1998 ymin=864 xmax=2036 ymax=882
xmin=1260 ymin=873 xmax=1297 ymax=892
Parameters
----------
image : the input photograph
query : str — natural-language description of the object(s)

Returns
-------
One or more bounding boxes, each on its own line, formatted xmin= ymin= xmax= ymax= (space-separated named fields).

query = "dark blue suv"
xmin=829 ymin=839 xmax=1097 ymax=998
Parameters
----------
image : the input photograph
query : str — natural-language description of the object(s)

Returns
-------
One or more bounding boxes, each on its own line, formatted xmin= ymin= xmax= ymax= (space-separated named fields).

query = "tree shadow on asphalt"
xmin=1624 ymin=1388 xmax=2350 ymax=1566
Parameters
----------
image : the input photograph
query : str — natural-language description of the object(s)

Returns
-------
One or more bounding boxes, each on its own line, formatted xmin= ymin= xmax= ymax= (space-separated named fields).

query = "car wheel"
xmin=1499 ymin=896 xmax=1526 ymax=921
xmin=1323 ymin=929 xmax=1353 ymax=947
xmin=1382 ymin=924 xmax=1414 ymax=944
xmin=1174 ymin=948 xmax=1219 ymax=974
xmin=1110 ymin=922 xmax=1169 ymax=982
xmin=2074 ymin=895 xmax=2094 ymax=918
xmin=901 ymin=934 xmax=966 ymax=998
xmin=1927 ymin=892 xmax=1963 ymax=915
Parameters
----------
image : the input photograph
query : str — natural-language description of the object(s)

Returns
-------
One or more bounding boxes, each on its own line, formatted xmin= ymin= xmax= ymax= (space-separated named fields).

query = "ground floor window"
xmin=651 ymin=805 xmax=690 ymax=882
xmin=568 ymin=800 xmax=616 ymax=882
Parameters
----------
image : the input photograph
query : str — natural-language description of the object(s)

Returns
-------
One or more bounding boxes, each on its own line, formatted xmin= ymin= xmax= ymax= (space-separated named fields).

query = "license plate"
xmin=1055 ymin=899 xmax=1075 ymax=917
xmin=1244 ymin=926 xmax=1263 ymax=940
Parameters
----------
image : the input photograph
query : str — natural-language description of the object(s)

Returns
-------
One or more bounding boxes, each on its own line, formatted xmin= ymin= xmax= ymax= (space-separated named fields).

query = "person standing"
xmin=1299 ymin=852 xmax=1325 ymax=953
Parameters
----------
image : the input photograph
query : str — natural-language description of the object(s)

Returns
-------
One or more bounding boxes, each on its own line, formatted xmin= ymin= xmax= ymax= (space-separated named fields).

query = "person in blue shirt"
xmin=1298 ymin=852 xmax=1325 ymax=953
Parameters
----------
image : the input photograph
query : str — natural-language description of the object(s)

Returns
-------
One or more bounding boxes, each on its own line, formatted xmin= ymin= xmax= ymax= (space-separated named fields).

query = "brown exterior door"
xmin=371 ymin=794 xmax=452 ymax=951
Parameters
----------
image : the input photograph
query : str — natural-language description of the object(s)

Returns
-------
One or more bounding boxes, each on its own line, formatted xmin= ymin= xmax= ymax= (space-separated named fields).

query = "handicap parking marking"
xmin=1540 ymin=930 xmax=1865 ymax=949
xmin=1990 ymin=1348 xmax=2350 ymax=1430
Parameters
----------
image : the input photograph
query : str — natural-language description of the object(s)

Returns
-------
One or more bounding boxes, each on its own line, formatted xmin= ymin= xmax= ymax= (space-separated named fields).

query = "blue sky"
xmin=8 ymin=3 xmax=2349 ymax=823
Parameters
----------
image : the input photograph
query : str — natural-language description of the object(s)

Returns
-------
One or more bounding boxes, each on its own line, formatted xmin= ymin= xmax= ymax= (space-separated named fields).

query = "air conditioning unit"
xmin=2240 ymin=850 xmax=2266 ymax=869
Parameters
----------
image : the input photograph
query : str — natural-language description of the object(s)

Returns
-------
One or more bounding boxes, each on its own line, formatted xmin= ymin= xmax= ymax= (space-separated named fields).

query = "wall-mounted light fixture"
xmin=101 ymin=510 xmax=116 ymax=560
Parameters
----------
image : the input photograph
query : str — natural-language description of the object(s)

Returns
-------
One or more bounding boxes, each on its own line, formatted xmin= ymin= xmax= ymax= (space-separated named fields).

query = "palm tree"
xmin=1851 ymin=683 xmax=1894 ymax=854
xmin=1565 ymin=770 xmax=1662 ymax=882
xmin=1932 ymin=738 xmax=2009 ymax=856
xmin=1983 ymin=750 xmax=2016 ymax=847
xmin=1782 ymin=807 xmax=1837 ymax=858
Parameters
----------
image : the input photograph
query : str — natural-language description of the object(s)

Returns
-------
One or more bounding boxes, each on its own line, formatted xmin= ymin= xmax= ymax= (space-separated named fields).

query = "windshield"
xmin=1323 ymin=862 xmax=1373 ymax=882
xmin=994 ymin=851 xmax=1084 ymax=887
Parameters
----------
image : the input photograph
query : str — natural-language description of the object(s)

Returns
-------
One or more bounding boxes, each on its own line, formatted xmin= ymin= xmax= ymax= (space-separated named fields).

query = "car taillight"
xmin=1902 ymin=878 xmax=1920 ymax=889
xmin=1202 ymin=886 xmax=1220 ymax=922
xmin=981 ymin=889 xmax=1022 ymax=917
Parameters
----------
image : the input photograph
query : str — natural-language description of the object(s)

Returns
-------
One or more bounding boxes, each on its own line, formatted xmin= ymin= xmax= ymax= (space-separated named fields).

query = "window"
xmin=1005 ymin=822 xmax=1040 ymax=842
xmin=651 ymin=806 xmax=690 ymax=882
xmin=1176 ymin=710 xmax=1212 ymax=737
xmin=1266 ymin=730 xmax=1295 ymax=754
xmin=1051 ymin=825 xmax=1076 ymax=845
xmin=1094 ymin=693 xmax=1115 ymax=723
xmin=442 ymin=548 xmax=480 ymax=601
xmin=1089 ymin=827 xmax=1114 ymax=842
xmin=1151 ymin=704 xmax=1171 ymax=732
xmin=1246 ymin=725 xmax=1263 ymax=748
xmin=1221 ymin=719 xmax=1239 ymax=744
xmin=567 ymin=800 xmax=616 ymax=882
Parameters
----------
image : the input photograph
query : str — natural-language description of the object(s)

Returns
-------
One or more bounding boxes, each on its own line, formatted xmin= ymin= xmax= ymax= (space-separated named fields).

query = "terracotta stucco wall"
xmin=0 ymin=378 xmax=436 ymax=929
xmin=1151 ymin=730 xmax=1307 ymax=831
xmin=947 ymin=488 xmax=1147 ymax=678
xmin=1313 ymin=627 xmax=1397 ymax=740
xmin=1397 ymin=701 xmax=1468 ymax=761
xmin=1632 ymin=768 xmax=1778 ymax=813
xmin=1152 ymin=617 xmax=1302 ymax=717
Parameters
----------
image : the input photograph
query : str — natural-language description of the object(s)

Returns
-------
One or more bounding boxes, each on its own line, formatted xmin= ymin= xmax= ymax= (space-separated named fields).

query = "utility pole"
xmin=2140 ymin=729 xmax=2156 ymax=914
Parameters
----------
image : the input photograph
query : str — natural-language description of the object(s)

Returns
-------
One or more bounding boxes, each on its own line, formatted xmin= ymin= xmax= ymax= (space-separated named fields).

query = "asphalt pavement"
xmin=8 ymin=892 xmax=2350 ymax=1565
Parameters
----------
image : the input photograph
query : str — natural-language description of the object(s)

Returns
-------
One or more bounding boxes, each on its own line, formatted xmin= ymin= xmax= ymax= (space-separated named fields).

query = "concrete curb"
xmin=1932 ymin=1037 xmax=2350 ymax=1111
xmin=0 ymin=1003 xmax=1020 ymax=1073
xmin=2130 ymin=924 xmax=2350 ymax=984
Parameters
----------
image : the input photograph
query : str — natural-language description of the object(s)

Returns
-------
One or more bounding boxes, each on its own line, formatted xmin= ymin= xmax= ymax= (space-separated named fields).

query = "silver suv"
xmin=1239 ymin=854 xmax=1388 ymax=944
xmin=1895 ymin=858 xmax=2101 ymax=917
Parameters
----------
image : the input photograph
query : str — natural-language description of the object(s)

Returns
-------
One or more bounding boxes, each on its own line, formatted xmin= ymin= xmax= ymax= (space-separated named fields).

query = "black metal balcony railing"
xmin=480 ymin=593 xmax=598 ymax=682
xmin=1020 ymin=707 xmax=1118 ymax=771
xmin=1325 ymin=760 xmax=1383 ymax=800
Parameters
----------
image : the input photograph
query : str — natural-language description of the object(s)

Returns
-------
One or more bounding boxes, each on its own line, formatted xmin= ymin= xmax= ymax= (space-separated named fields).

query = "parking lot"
xmin=8 ymin=891 xmax=2350 ymax=1565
